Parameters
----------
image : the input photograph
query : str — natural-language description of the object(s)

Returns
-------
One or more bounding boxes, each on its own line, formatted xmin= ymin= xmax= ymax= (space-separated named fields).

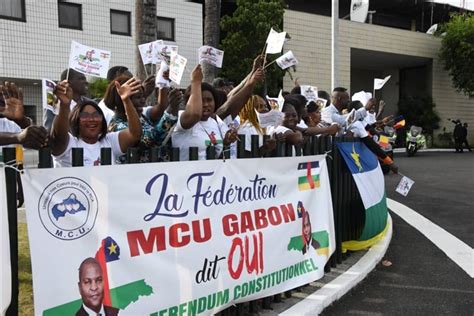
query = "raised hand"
xmin=0 ymin=81 xmax=25 ymax=121
xmin=18 ymin=126 xmax=49 ymax=149
xmin=252 ymin=54 xmax=265 ymax=72
xmin=115 ymin=77 xmax=142 ymax=101
xmin=328 ymin=124 xmax=340 ymax=135
xmin=248 ymin=68 xmax=265 ymax=85
xmin=168 ymin=88 xmax=183 ymax=112
xmin=191 ymin=64 xmax=203 ymax=83
xmin=142 ymin=75 xmax=156 ymax=98
xmin=54 ymin=80 xmax=73 ymax=106
xmin=223 ymin=127 xmax=239 ymax=145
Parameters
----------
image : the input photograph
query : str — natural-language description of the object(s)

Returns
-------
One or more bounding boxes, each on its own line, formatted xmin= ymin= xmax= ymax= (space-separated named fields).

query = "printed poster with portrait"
xmin=22 ymin=156 xmax=335 ymax=315
xmin=68 ymin=41 xmax=111 ymax=78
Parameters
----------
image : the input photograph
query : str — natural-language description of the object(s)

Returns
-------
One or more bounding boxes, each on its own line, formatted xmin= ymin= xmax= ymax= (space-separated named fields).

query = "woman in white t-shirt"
xmin=50 ymin=79 xmax=142 ymax=167
xmin=238 ymin=95 xmax=276 ymax=157
xmin=268 ymin=103 xmax=304 ymax=156
xmin=172 ymin=65 xmax=239 ymax=161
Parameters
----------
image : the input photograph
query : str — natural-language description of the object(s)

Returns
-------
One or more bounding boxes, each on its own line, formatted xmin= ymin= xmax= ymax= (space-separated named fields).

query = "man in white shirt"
xmin=43 ymin=69 xmax=90 ymax=131
xmin=323 ymin=87 xmax=398 ymax=173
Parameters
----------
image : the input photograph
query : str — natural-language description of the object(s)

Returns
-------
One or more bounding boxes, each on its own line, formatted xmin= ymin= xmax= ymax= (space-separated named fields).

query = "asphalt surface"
xmin=322 ymin=152 xmax=474 ymax=316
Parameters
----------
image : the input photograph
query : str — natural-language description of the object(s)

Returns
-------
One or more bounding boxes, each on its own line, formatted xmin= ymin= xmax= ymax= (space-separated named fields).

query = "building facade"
xmin=283 ymin=9 xmax=474 ymax=144
xmin=0 ymin=0 xmax=202 ymax=124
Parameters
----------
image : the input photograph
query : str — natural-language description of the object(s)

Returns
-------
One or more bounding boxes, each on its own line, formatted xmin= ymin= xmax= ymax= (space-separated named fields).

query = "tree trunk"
xmin=203 ymin=0 xmax=221 ymax=83
xmin=135 ymin=0 xmax=157 ymax=79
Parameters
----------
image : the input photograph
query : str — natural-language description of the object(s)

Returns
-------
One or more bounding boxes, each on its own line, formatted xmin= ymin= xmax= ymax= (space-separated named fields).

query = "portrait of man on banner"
xmin=76 ymin=258 xmax=119 ymax=316
xmin=301 ymin=206 xmax=321 ymax=255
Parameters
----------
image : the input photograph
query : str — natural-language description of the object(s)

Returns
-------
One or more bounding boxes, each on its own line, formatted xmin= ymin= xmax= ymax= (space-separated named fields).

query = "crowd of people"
xmin=2 ymin=54 xmax=442 ymax=173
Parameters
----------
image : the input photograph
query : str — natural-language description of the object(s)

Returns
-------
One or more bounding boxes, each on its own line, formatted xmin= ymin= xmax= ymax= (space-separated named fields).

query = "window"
xmin=110 ymin=9 xmax=131 ymax=36
xmin=58 ymin=1 xmax=82 ymax=30
xmin=0 ymin=0 xmax=26 ymax=22
xmin=157 ymin=16 xmax=175 ymax=41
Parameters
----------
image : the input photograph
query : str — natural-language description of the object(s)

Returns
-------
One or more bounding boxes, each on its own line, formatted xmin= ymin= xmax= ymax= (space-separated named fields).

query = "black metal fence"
xmin=2 ymin=135 xmax=365 ymax=315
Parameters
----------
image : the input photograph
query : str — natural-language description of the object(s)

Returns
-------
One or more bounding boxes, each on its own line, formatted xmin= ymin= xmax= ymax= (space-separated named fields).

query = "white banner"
xmin=373 ymin=75 xmax=391 ymax=90
xmin=1 ymin=168 xmax=11 ymax=316
xmin=276 ymin=51 xmax=298 ymax=70
xmin=68 ymin=41 xmax=111 ymax=78
xmin=169 ymin=53 xmax=188 ymax=85
xmin=22 ymin=156 xmax=335 ymax=315
xmin=265 ymin=28 xmax=286 ymax=54
xmin=198 ymin=46 xmax=224 ymax=68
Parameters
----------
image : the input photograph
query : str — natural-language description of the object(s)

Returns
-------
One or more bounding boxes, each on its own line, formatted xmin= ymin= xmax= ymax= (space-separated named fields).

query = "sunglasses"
xmin=79 ymin=112 xmax=102 ymax=121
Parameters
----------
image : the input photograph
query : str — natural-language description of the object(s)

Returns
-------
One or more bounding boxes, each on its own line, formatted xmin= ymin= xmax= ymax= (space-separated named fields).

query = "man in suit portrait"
xmin=76 ymin=257 xmax=119 ymax=316
xmin=302 ymin=210 xmax=320 ymax=255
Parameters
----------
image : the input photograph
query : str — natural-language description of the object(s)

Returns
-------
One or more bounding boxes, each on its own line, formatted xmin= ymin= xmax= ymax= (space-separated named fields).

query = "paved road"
xmin=322 ymin=152 xmax=474 ymax=316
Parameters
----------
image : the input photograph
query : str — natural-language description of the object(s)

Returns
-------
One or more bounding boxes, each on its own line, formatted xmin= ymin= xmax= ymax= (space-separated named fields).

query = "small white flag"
xmin=41 ymin=79 xmax=59 ymax=114
xmin=68 ymin=40 xmax=111 ymax=78
xmin=138 ymin=41 xmax=155 ymax=65
xmin=155 ymin=43 xmax=178 ymax=64
xmin=276 ymin=51 xmax=298 ymax=69
xmin=396 ymin=176 xmax=415 ymax=196
xmin=155 ymin=61 xmax=170 ymax=88
xmin=266 ymin=89 xmax=285 ymax=112
xmin=351 ymin=90 xmax=372 ymax=106
xmin=300 ymin=85 xmax=318 ymax=102
xmin=374 ymin=75 xmax=391 ymax=90
xmin=255 ymin=109 xmax=285 ymax=128
xmin=265 ymin=28 xmax=287 ymax=54
xmin=169 ymin=53 xmax=187 ymax=85
xmin=198 ymin=45 xmax=224 ymax=68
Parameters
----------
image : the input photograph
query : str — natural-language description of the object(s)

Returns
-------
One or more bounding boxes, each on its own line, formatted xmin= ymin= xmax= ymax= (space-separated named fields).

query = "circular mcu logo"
xmin=38 ymin=177 xmax=98 ymax=241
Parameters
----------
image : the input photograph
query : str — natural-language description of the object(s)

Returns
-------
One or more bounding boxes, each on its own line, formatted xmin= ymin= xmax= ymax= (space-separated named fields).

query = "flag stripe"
xmin=95 ymin=240 xmax=112 ymax=306
xmin=306 ymin=162 xmax=315 ymax=189
xmin=353 ymin=167 xmax=385 ymax=209
xmin=298 ymin=181 xmax=320 ymax=191
xmin=298 ymin=175 xmax=319 ymax=185
xmin=298 ymin=161 xmax=319 ymax=170
xmin=358 ymin=194 xmax=388 ymax=241
xmin=336 ymin=142 xmax=378 ymax=174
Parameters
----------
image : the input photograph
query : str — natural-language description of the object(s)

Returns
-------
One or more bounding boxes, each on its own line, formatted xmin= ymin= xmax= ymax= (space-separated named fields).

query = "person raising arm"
xmin=50 ymin=78 xmax=141 ymax=167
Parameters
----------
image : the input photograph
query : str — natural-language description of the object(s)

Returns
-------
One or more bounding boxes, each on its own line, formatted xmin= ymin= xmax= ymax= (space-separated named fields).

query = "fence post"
xmin=2 ymin=147 xmax=18 ymax=316
xmin=251 ymin=135 xmax=259 ymax=158
xmin=170 ymin=148 xmax=180 ymax=161
xmin=223 ymin=145 xmax=230 ymax=159
xmin=294 ymin=144 xmax=302 ymax=156
xmin=149 ymin=147 xmax=160 ymax=163
xmin=262 ymin=135 xmax=271 ymax=158
xmin=237 ymin=135 xmax=245 ymax=159
xmin=206 ymin=146 xmax=216 ymax=160
xmin=38 ymin=147 xmax=52 ymax=168
xmin=127 ymin=147 xmax=139 ymax=164
xmin=101 ymin=148 xmax=112 ymax=165
xmin=189 ymin=147 xmax=198 ymax=161
xmin=72 ymin=147 xmax=84 ymax=167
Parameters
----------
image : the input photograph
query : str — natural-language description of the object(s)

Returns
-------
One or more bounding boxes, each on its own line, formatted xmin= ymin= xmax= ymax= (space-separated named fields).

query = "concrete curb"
xmin=280 ymin=214 xmax=393 ymax=316
xmin=393 ymin=148 xmax=454 ymax=153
